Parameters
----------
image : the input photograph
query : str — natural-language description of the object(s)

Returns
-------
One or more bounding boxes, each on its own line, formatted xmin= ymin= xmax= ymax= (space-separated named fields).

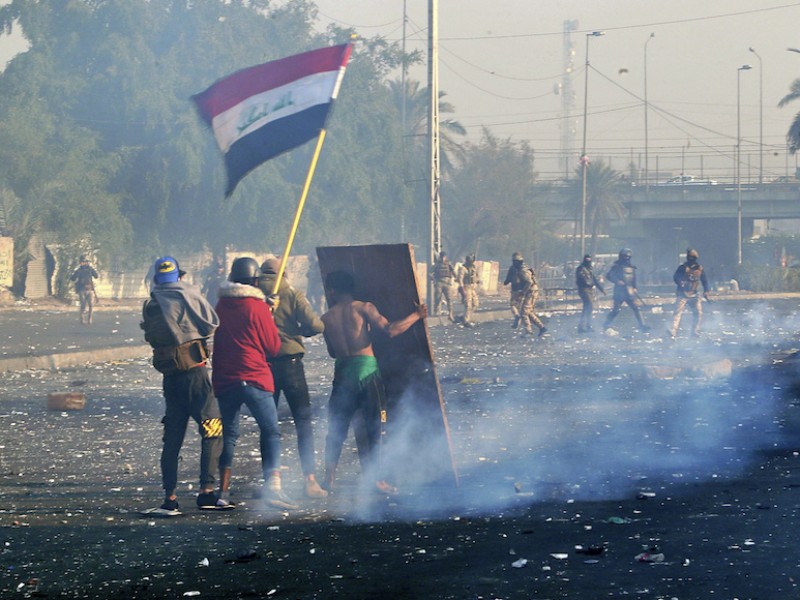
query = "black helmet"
xmin=512 ymin=252 xmax=524 ymax=263
xmin=229 ymin=257 xmax=260 ymax=286
xmin=686 ymin=248 xmax=699 ymax=261
xmin=619 ymin=248 xmax=632 ymax=260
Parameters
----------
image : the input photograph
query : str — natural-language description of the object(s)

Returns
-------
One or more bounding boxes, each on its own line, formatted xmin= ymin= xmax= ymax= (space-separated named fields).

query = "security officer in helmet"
xmin=575 ymin=254 xmax=605 ymax=333
xmin=431 ymin=251 xmax=456 ymax=322
xmin=670 ymin=248 xmax=710 ymax=338
xmin=603 ymin=248 xmax=650 ymax=332
xmin=458 ymin=254 xmax=480 ymax=327
xmin=503 ymin=252 xmax=547 ymax=336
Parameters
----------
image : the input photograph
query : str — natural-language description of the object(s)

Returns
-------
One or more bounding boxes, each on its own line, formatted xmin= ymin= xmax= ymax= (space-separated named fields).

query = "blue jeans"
xmin=217 ymin=382 xmax=281 ymax=479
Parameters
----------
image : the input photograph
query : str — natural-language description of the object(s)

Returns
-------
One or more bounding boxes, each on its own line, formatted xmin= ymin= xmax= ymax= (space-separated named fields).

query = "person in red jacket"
xmin=212 ymin=257 xmax=297 ymax=510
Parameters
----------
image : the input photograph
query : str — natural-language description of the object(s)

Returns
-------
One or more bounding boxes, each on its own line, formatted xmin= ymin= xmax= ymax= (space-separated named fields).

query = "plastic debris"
xmin=198 ymin=557 xmax=209 ymax=567
xmin=550 ymin=553 xmax=568 ymax=560
xmin=635 ymin=551 xmax=665 ymax=563
xmin=511 ymin=558 xmax=528 ymax=568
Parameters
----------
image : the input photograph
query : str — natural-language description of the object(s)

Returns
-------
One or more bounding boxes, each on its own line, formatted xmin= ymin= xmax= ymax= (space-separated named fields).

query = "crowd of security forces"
xmin=435 ymin=246 xmax=712 ymax=339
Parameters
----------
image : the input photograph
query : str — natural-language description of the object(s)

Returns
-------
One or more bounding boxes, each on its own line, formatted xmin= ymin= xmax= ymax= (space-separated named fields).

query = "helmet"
xmin=512 ymin=252 xmax=524 ymax=262
xmin=228 ymin=257 xmax=260 ymax=286
xmin=619 ymin=248 xmax=632 ymax=260
xmin=686 ymin=248 xmax=699 ymax=261
xmin=583 ymin=254 xmax=592 ymax=264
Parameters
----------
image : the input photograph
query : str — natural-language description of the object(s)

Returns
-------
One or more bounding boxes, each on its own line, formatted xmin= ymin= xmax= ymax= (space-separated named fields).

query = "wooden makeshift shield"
xmin=316 ymin=243 xmax=458 ymax=487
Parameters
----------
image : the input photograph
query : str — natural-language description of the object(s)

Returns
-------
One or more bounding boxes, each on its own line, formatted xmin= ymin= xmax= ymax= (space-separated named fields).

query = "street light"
xmin=580 ymin=30 xmax=605 ymax=257
xmin=737 ymin=64 xmax=752 ymax=266
xmin=644 ymin=33 xmax=655 ymax=192
xmin=749 ymin=47 xmax=763 ymax=183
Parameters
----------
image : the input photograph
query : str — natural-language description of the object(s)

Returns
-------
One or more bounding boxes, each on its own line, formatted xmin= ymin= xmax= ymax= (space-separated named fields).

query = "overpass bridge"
xmin=538 ymin=182 xmax=800 ymax=278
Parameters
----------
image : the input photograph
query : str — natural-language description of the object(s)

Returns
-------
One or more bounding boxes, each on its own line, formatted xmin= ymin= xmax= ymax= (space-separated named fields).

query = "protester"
xmin=140 ymin=256 xmax=230 ymax=513
xmin=259 ymin=257 xmax=328 ymax=499
xmin=320 ymin=270 xmax=427 ymax=494
xmin=213 ymin=257 xmax=297 ymax=510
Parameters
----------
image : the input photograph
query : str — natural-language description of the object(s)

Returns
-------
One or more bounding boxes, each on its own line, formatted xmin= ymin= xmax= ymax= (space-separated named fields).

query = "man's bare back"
xmin=321 ymin=271 xmax=426 ymax=359
xmin=321 ymin=299 xmax=387 ymax=358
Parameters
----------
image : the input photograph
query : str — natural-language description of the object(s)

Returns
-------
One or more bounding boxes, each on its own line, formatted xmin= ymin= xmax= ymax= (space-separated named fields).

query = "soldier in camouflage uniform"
xmin=503 ymin=252 xmax=547 ymax=336
xmin=70 ymin=256 xmax=98 ymax=325
xmin=603 ymin=248 xmax=650 ymax=332
xmin=670 ymin=248 xmax=710 ymax=338
xmin=431 ymin=252 xmax=456 ymax=321
xmin=458 ymin=255 xmax=480 ymax=327
xmin=575 ymin=254 xmax=605 ymax=333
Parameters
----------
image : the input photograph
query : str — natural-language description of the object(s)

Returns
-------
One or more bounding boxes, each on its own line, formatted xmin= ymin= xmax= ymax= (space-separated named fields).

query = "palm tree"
xmin=388 ymin=78 xmax=467 ymax=176
xmin=778 ymin=78 xmax=800 ymax=154
xmin=568 ymin=160 xmax=627 ymax=255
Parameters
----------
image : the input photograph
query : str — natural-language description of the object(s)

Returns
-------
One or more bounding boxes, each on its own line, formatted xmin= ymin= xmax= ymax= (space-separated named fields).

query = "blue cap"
xmin=153 ymin=256 xmax=180 ymax=284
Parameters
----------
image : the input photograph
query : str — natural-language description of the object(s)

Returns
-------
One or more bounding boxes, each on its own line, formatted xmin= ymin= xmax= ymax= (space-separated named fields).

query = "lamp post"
xmin=737 ymin=64 xmax=752 ymax=266
xmin=748 ymin=47 xmax=763 ymax=183
xmin=580 ymin=30 xmax=605 ymax=257
xmin=644 ymin=32 xmax=655 ymax=193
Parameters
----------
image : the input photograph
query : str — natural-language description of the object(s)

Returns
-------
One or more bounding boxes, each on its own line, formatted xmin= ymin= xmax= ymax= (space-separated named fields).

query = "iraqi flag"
xmin=192 ymin=44 xmax=352 ymax=196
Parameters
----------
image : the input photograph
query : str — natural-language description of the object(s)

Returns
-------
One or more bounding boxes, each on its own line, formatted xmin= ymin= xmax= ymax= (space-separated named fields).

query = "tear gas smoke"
xmin=351 ymin=299 xmax=797 ymax=521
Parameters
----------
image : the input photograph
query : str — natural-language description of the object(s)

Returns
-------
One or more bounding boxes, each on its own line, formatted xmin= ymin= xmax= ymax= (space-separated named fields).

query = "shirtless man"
xmin=320 ymin=270 xmax=427 ymax=494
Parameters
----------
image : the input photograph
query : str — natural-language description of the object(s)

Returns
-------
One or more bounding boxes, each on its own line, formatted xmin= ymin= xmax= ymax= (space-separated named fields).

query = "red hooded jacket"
xmin=212 ymin=282 xmax=281 ymax=396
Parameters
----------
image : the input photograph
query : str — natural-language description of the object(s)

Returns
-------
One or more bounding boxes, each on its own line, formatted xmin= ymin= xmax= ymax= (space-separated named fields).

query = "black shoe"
xmin=538 ymin=327 xmax=548 ymax=338
xmin=639 ymin=325 xmax=651 ymax=333
xmin=512 ymin=317 xmax=520 ymax=329
xmin=160 ymin=498 xmax=180 ymax=512
xmin=197 ymin=492 xmax=236 ymax=510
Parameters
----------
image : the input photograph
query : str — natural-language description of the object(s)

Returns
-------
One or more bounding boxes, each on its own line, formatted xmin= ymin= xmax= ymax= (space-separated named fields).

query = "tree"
xmin=564 ymin=160 xmax=627 ymax=256
xmin=778 ymin=78 xmax=800 ymax=154
xmin=445 ymin=129 xmax=537 ymax=262
xmin=0 ymin=0 xmax=458 ymax=286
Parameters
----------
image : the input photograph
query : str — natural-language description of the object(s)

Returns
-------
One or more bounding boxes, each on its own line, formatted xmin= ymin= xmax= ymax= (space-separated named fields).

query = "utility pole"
xmin=428 ymin=0 xmax=441 ymax=281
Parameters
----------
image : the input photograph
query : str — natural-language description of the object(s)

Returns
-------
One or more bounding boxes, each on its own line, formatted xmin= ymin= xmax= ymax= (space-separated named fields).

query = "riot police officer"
xmin=432 ymin=252 xmax=456 ymax=321
xmin=670 ymin=248 xmax=710 ymax=338
xmin=575 ymin=254 xmax=605 ymax=333
xmin=603 ymin=248 xmax=650 ymax=332
xmin=503 ymin=252 xmax=547 ymax=336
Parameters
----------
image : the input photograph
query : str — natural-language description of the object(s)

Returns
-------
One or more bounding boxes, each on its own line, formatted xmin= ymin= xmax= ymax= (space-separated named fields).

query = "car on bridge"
xmin=657 ymin=175 xmax=718 ymax=186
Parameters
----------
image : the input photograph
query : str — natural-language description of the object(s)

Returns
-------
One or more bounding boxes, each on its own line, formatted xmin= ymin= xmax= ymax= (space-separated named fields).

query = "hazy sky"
xmin=1 ymin=1 xmax=798 ymax=182
xmin=312 ymin=0 xmax=800 ymax=182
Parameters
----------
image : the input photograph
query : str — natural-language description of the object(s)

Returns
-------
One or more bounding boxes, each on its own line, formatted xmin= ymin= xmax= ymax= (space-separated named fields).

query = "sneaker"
xmin=197 ymin=492 xmax=236 ymax=510
xmin=305 ymin=479 xmax=329 ymax=499
xmin=538 ymin=326 xmax=548 ymax=338
xmin=160 ymin=498 xmax=180 ymax=512
xmin=265 ymin=488 xmax=299 ymax=510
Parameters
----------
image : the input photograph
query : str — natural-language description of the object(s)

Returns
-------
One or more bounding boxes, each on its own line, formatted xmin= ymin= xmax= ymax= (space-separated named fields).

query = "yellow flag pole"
xmin=271 ymin=128 xmax=328 ymax=296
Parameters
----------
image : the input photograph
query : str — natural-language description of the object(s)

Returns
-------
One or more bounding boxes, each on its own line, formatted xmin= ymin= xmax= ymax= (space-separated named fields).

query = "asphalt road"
xmin=1 ymin=296 xmax=800 ymax=598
